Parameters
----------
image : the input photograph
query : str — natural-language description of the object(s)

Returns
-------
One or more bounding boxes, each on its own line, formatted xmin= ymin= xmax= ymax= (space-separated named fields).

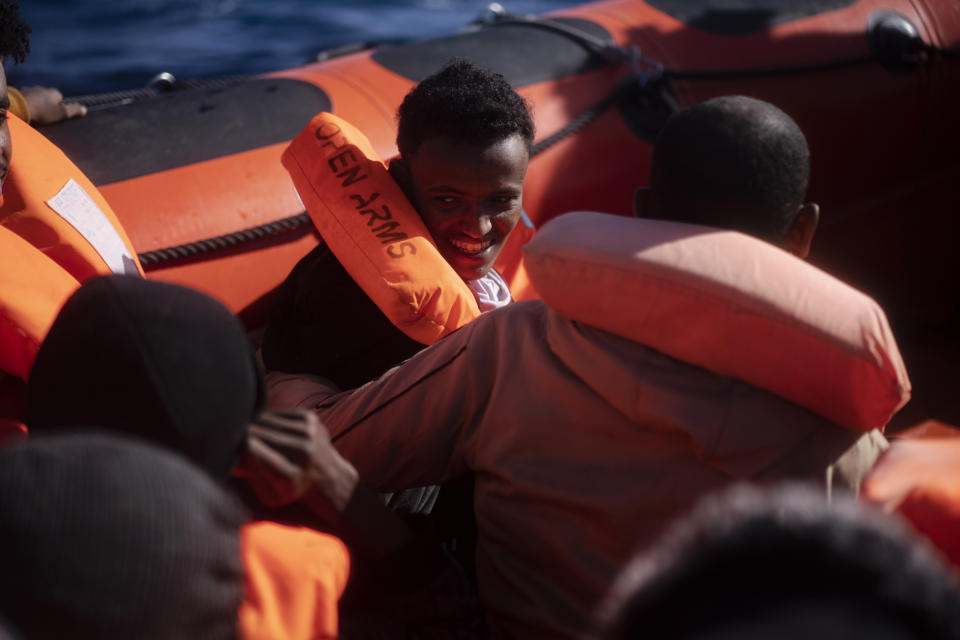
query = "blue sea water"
xmin=8 ymin=0 xmax=589 ymax=97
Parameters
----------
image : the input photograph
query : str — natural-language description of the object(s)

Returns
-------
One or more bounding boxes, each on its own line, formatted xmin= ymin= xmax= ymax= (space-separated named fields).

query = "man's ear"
xmin=633 ymin=186 xmax=651 ymax=218
xmin=784 ymin=203 xmax=820 ymax=259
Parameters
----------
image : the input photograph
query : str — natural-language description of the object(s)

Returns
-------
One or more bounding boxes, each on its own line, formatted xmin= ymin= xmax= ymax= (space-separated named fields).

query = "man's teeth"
xmin=450 ymin=238 xmax=492 ymax=254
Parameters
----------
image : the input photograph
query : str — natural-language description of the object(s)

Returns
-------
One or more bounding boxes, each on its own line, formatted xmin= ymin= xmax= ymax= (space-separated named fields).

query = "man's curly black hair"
xmin=0 ymin=1 xmax=30 ymax=64
xmin=396 ymin=59 xmax=534 ymax=157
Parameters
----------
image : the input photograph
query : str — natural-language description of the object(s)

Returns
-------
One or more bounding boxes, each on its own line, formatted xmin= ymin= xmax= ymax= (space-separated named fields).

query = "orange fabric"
xmin=505 ymin=257 xmax=537 ymax=302
xmin=0 ymin=226 xmax=79 ymax=381
xmin=282 ymin=112 xmax=481 ymax=345
xmin=238 ymin=521 xmax=349 ymax=640
xmin=495 ymin=219 xmax=538 ymax=301
xmin=523 ymin=212 xmax=910 ymax=432
xmin=0 ymin=114 xmax=143 ymax=281
xmin=862 ymin=438 xmax=960 ymax=569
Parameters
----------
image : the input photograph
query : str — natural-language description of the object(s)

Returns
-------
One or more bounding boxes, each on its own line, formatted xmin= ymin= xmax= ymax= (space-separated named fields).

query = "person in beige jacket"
xmin=266 ymin=96 xmax=898 ymax=638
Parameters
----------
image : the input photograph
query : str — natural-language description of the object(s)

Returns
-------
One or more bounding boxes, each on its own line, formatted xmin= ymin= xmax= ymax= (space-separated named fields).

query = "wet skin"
xmin=398 ymin=134 xmax=529 ymax=281
xmin=0 ymin=64 xmax=11 ymax=195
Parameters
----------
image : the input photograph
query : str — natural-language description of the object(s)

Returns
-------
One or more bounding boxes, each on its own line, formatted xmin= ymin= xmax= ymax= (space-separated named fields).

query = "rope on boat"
xmin=137 ymin=212 xmax=312 ymax=267
xmin=482 ymin=15 xmax=628 ymax=65
xmin=70 ymin=75 xmax=250 ymax=110
xmin=667 ymin=57 xmax=877 ymax=79
xmin=530 ymin=78 xmax=667 ymax=157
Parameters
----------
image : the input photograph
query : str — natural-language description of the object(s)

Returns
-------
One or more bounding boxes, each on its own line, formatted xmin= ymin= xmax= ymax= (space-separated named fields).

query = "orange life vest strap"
xmin=281 ymin=112 xmax=480 ymax=345
xmin=0 ymin=114 xmax=143 ymax=281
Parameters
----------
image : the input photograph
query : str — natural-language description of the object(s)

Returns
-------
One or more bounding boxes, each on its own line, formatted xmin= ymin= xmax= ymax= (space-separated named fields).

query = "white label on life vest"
xmin=45 ymin=178 xmax=140 ymax=276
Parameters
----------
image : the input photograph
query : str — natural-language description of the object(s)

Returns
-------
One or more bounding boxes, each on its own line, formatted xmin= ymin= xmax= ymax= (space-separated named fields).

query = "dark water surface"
xmin=9 ymin=0 xmax=589 ymax=97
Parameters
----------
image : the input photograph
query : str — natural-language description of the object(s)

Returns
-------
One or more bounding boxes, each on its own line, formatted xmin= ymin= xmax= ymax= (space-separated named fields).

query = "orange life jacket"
xmin=0 ymin=226 xmax=79 ymax=383
xmin=239 ymin=521 xmax=350 ymax=640
xmin=862 ymin=424 xmax=960 ymax=571
xmin=0 ymin=226 xmax=78 ymax=433
xmin=0 ymin=115 xmax=141 ymax=429
xmin=524 ymin=212 xmax=910 ymax=432
xmin=281 ymin=112 xmax=480 ymax=346
xmin=0 ymin=114 xmax=143 ymax=281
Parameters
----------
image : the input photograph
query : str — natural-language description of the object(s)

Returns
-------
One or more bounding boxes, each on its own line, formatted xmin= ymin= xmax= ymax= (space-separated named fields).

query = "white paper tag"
xmin=45 ymin=178 xmax=140 ymax=276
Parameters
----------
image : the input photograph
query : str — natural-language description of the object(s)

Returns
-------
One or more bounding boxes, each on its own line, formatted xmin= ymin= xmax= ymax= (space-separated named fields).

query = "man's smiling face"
xmin=401 ymin=133 xmax=529 ymax=281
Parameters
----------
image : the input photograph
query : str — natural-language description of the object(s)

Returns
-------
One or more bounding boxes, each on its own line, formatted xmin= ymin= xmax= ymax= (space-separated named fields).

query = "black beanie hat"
xmin=25 ymin=275 xmax=264 ymax=478
xmin=0 ymin=432 xmax=246 ymax=639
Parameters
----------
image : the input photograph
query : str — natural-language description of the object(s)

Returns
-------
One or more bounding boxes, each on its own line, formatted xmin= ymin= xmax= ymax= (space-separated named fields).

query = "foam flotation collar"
xmin=523 ymin=212 xmax=911 ymax=432
xmin=281 ymin=112 xmax=480 ymax=345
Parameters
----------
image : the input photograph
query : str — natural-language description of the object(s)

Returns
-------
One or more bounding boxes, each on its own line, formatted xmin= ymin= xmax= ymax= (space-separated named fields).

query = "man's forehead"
xmin=409 ymin=135 xmax=528 ymax=174
xmin=414 ymin=133 xmax=527 ymax=155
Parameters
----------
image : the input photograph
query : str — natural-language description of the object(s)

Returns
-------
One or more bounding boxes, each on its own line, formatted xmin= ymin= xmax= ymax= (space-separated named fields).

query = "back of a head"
xmin=650 ymin=95 xmax=810 ymax=240
xmin=396 ymin=58 xmax=534 ymax=156
xmin=598 ymin=484 xmax=960 ymax=640
xmin=25 ymin=275 xmax=264 ymax=478
xmin=0 ymin=432 xmax=245 ymax=639
xmin=0 ymin=1 xmax=30 ymax=63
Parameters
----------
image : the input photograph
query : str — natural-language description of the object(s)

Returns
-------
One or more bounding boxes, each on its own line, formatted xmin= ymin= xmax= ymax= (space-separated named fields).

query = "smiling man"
xmin=390 ymin=59 xmax=533 ymax=306
xmin=262 ymin=59 xmax=534 ymax=390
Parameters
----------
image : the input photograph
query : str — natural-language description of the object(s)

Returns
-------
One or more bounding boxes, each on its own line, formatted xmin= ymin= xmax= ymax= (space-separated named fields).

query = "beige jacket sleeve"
xmin=312 ymin=319 xmax=490 ymax=491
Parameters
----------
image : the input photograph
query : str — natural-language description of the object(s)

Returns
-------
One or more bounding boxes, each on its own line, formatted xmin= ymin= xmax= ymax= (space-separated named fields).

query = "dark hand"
xmin=244 ymin=410 xmax=425 ymax=560
xmin=243 ymin=409 xmax=358 ymax=511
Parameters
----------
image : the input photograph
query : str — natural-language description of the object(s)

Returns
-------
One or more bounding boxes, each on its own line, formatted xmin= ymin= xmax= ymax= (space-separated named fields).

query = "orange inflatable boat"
xmin=38 ymin=0 xmax=960 ymax=424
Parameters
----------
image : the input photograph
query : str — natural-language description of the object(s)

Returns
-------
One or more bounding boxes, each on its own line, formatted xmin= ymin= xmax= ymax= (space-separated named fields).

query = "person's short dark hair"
xmin=0 ymin=1 xmax=30 ymax=64
xmin=0 ymin=432 xmax=246 ymax=639
xmin=25 ymin=275 xmax=265 ymax=479
xmin=396 ymin=59 xmax=534 ymax=157
xmin=598 ymin=484 xmax=960 ymax=640
xmin=650 ymin=95 xmax=810 ymax=239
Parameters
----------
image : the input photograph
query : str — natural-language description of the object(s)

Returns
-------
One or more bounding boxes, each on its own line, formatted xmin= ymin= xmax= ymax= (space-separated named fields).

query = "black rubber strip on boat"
xmin=371 ymin=17 xmax=614 ymax=86
xmin=645 ymin=0 xmax=858 ymax=36
xmin=41 ymin=78 xmax=332 ymax=186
